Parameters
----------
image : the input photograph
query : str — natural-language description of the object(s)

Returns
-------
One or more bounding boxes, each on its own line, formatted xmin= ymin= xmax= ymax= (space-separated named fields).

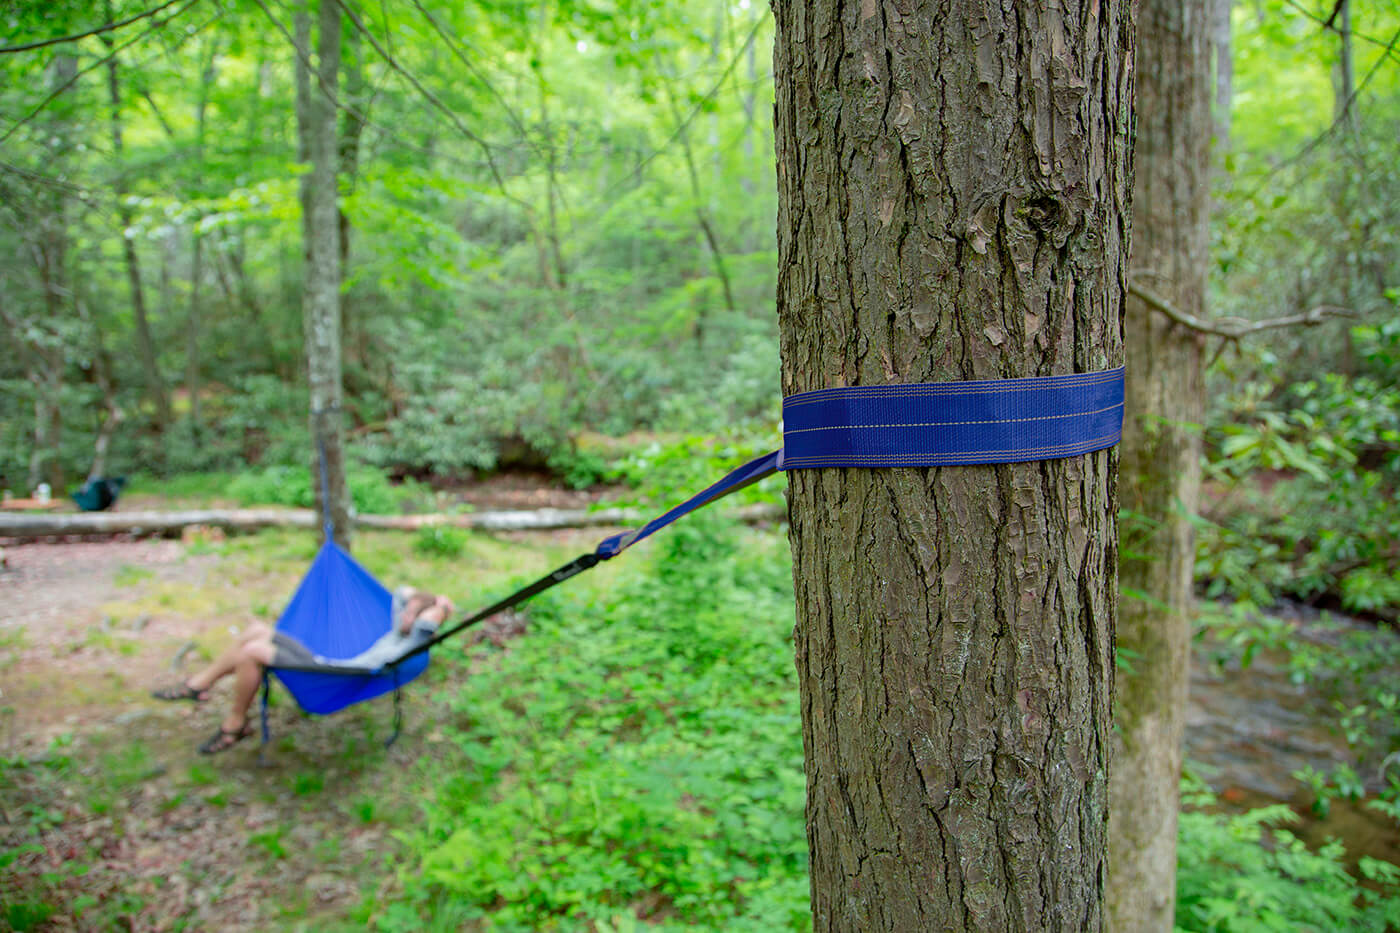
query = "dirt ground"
xmin=0 ymin=532 xmax=539 ymax=932
xmin=1 ymin=538 xmax=227 ymax=749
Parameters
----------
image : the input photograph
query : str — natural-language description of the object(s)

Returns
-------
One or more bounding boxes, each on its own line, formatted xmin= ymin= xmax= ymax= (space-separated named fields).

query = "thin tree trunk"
xmin=1334 ymin=0 xmax=1356 ymax=138
xmin=29 ymin=380 xmax=51 ymax=493
xmin=186 ymin=40 xmax=217 ymax=433
xmin=741 ymin=35 xmax=758 ymax=252
xmin=102 ymin=28 xmax=171 ymax=432
xmin=23 ymin=54 xmax=76 ymax=493
xmin=538 ymin=77 xmax=568 ymax=291
xmin=300 ymin=0 xmax=350 ymax=548
xmin=1108 ymin=0 xmax=1211 ymax=929
xmin=339 ymin=20 xmax=366 ymax=368
xmin=74 ymin=298 xmax=123 ymax=482
xmin=187 ymin=234 xmax=204 ymax=429
xmin=666 ymin=85 xmax=738 ymax=329
xmin=1213 ymin=0 xmax=1233 ymax=150
xmin=294 ymin=7 xmax=314 ymax=264
xmin=773 ymin=2 xmax=1131 ymax=930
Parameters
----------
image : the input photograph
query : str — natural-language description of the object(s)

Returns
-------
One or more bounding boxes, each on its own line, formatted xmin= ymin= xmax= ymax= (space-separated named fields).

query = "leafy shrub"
xmin=1200 ymin=358 xmax=1400 ymax=619
xmin=606 ymin=431 xmax=785 ymax=510
xmin=546 ymin=445 xmax=614 ymax=490
xmin=1176 ymin=779 xmax=1400 ymax=932
xmin=413 ymin=525 xmax=469 ymax=558
xmin=401 ymin=517 xmax=809 ymax=929
xmin=224 ymin=464 xmax=418 ymax=515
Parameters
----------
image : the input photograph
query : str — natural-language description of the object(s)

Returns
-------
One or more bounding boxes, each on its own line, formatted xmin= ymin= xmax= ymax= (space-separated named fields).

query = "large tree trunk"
xmin=772 ymin=2 xmax=1131 ymax=930
xmin=300 ymin=0 xmax=351 ymax=548
xmin=1108 ymin=0 xmax=1211 ymax=929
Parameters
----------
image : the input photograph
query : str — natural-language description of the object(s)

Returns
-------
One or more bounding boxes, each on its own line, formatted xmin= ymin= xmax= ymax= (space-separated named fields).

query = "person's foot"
xmin=152 ymin=681 xmax=211 ymax=702
xmin=197 ymin=722 xmax=255 ymax=754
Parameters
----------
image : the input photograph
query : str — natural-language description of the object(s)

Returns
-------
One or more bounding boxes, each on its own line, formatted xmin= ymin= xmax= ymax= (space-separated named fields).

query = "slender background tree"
xmin=300 ymin=0 xmax=351 ymax=547
xmin=1109 ymin=0 xmax=1212 ymax=927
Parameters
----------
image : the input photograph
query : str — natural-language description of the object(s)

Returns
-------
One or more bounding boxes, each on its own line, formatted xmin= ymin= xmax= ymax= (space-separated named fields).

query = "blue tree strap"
xmin=781 ymin=366 xmax=1124 ymax=468
xmin=595 ymin=367 xmax=1123 ymax=558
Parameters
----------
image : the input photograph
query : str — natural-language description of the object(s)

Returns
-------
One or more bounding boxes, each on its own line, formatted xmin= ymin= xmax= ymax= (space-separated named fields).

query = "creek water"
xmin=1186 ymin=600 xmax=1400 ymax=868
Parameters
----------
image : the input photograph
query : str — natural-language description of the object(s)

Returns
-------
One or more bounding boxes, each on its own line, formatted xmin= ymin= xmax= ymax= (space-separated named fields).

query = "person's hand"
xmin=397 ymin=590 xmax=432 ymax=635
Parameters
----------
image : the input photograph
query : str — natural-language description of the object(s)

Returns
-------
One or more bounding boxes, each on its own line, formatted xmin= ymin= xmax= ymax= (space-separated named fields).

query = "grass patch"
xmin=291 ymin=771 xmax=326 ymax=796
xmin=113 ymin=565 xmax=155 ymax=587
xmin=0 ymin=627 xmax=27 ymax=671
xmin=249 ymin=826 xmax=289 ymax=860
xmin=81 ymin=626 xmax=141 ymax=657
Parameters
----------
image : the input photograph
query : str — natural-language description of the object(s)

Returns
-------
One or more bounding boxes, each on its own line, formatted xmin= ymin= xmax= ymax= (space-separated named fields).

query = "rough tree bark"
xmin=773 ymin=2 xmax=1132 ymax=930
xmin=299 ymin=0 xmax=351 ymax=548
xmin=1108 ymin=0 xmax=1211 ymax=929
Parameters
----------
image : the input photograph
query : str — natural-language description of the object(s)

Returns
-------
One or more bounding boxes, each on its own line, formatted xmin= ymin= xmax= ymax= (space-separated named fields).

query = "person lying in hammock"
xmin=152 ymin=587 xmax=454 ymax=754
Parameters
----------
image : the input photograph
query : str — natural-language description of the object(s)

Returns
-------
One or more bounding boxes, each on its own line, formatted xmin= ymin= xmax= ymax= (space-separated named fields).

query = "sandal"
xmin=198 ymin=723 xmax=255 ymax=755
xmin=152 ymin=681 xmax=211 ymax=703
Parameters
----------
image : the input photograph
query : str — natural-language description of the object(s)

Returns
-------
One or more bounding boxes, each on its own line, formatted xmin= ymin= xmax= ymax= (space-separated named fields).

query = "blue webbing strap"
xmin=781 ymin=366 xmax=1124 ymax=468
xmin=595 ymin=366 xmax=1123 ymax=558
xmin=596 ymin=448 xmax=783 ymax=558
xmin=380 ymin=367 xmax=1123 ymax=660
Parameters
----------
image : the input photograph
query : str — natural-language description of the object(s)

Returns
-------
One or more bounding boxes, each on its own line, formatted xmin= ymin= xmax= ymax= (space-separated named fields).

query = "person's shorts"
xmin=271 ymin=631 xmax=319 ymax=669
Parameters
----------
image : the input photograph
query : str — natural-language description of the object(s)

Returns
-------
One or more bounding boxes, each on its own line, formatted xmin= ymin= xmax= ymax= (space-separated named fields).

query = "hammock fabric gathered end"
xmin=260 ymin=367 xmax=1125 ymax=746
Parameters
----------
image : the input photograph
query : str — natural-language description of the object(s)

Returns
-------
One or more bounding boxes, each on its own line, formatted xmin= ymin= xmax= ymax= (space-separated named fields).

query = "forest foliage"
xmin=2 ymin=0 xmax=1400 ymax=927
xmin=3 ymin=0 xmax=1397 ymax=623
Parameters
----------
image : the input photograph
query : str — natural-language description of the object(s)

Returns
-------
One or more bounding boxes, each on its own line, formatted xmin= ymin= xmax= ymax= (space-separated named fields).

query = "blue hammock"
xmin=268 ymin=541 xmax=429 ymax=716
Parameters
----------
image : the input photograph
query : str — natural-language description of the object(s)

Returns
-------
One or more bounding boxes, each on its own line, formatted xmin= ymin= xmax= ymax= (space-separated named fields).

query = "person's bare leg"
xmin=224 ymin=647 xmax=270 ymax=733
xmin=184 ymin=623 xmax=272 ymax=693
xmin=199 ymin=635 xmax=276 ymax=752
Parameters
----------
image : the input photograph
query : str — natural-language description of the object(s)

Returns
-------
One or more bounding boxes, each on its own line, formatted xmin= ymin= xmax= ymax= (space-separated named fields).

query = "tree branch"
xmin=0 ymin=0 xmax=184 ymax=54
xmin=1128 ymin=281 xmax=1356 ymax=339
xmin=332 ymin=0 xmax=519 ymax=203
xmin=249 ymin=0 xmax=506 ymax=194
xmin=0 ymin=0 xmax=209 ymax=146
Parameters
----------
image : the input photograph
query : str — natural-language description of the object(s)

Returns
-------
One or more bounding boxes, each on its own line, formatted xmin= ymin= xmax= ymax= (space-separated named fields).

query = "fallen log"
xmin=0 ymin=502 xmax=786 ymax=540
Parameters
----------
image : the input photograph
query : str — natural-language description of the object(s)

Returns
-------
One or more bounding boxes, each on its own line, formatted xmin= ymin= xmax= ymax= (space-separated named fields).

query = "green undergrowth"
xmin=126 ymin=465 xmax=430 ymax=515
xmin=8 ymin=523 xmax=1400 ymax=930
xmin=1176 ymin=779 xmax=1400 ymax=933
xmin=1199 ymin=322 xmax=1400 ymax=621
xmin=384 ymin=515 xmax=810 ymax=932
xmin=1196 ymin=600 xmax=1400 ymax=822
xmin=569 ymin=430 xmax=786 ymax=510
